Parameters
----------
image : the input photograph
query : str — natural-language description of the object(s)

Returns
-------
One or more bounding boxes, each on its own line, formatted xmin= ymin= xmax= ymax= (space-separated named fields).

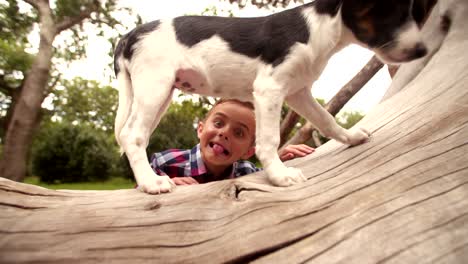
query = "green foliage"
xmin=337 ymin=111 xmax=365 ymax=129
xmin=54 ymin=0 xmax=96 ymax=21
xmin=0 ymin=0 xmax=35 ymax=88
xmin=25 ymin=176 xmax=134 ymax=190
xmin=148 ymin=101 xmax=208 ymax=153
xmin=200 ymin=5 xmax=234 ymax=17
xmin=0 ymin=0 xmax=36 ymax=43
xmin=49 ymin=77 xmax=118 ymax=131
xmin=32 ymin=121 xmax=118 ymax=183
xmin=315 ymin=110 xmax=365 ymax=145
xmin=53 ymin=0 xmax=124 ymax=62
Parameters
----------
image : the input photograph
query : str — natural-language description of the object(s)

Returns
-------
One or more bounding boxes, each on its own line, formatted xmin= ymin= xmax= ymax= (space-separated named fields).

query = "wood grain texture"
xmin=1 ymin=0 xmax=467 ymax=263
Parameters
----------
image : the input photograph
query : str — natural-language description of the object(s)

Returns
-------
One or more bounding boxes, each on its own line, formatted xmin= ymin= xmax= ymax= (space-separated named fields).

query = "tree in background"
xmin=29 ymin=75 xmax=208 ymax=182
xmin=2 ymin=0 xmax=432 ymax=183
xmin=29 ymin=77 xmax=120 ymax=183
xmin=0 ymin=0 xmax=35 ymax=139
xmin=147 ymin=100 xmax=208 ymax=154
xmin=32 ymin=121 xmax=116 ymax=183
xmin=48 ymin=77 xmax=118 ymax=132
xmin=0 ymin=0 xmax=133 ymax=182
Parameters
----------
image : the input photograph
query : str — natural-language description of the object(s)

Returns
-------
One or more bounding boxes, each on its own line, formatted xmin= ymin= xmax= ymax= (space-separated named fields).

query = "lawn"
xmin=24 ymin=176 xmax=135 ymax=190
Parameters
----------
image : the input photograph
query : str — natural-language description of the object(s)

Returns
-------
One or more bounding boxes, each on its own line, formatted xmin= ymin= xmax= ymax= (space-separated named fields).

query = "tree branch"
xmin=55 ymin=3 xmax=100 ymax=32
xmin=22 ymin=0 xmax=41 ymax=9
xmin=279 ymin=109 xmax=300 ymax=147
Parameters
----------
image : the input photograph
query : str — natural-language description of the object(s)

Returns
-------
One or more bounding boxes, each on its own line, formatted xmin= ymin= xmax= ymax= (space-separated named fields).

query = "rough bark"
xmin=1 ymin=0 xmax=467 ymax=263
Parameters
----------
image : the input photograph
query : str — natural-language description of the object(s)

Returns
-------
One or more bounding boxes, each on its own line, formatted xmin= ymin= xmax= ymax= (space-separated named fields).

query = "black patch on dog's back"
xmin=173 ymin=5 xmax=310 ymax=66
xmin=114 ymin=20 xmax=161 ymax=75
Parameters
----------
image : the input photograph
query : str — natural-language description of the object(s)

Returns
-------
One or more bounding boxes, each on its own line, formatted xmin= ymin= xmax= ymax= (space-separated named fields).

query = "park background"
xmin=0 ymin=0 xmax=392 ymax=190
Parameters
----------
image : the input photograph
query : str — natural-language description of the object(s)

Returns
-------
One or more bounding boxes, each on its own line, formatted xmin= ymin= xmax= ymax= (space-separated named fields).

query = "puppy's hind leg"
xmin=286 ymin=88 xmax=370 ymax=146
xmin=114 ymin=70 xmax=132 ymax=153
xmin=253 ymin=72 xmax=307 ymax=187
xmin=118 ymin=68 xmax=176 ymax=194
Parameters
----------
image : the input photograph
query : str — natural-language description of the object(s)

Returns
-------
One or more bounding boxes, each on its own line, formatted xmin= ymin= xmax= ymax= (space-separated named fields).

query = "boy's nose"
xmin=218 ymin=132 xmax=228 ymax=141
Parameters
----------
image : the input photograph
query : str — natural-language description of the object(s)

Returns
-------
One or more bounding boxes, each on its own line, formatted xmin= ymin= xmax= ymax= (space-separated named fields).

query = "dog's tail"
xmin=114 ymin=59 xmax=132 ymax=155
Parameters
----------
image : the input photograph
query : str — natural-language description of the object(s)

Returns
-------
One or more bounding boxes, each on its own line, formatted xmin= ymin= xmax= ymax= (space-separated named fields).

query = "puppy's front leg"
xmin=286 ymin=88 xmax=371 ymax=146
xmin=253 ymin=76 xmax=307 ymax=187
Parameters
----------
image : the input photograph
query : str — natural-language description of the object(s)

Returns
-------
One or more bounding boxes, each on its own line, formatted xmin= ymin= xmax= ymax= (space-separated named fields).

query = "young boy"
xmin=150 ymin=99 xmax=315 ymax=185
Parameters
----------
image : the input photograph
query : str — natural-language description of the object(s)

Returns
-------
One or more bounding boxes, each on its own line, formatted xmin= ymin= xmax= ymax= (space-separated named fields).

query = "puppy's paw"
xmin=267 ymin=166 xmax=307 ymax=187
xmin=343 ymin=127 xmax=371 ymax=146
xmin=137 ymin=175 xmax=176 ymax=195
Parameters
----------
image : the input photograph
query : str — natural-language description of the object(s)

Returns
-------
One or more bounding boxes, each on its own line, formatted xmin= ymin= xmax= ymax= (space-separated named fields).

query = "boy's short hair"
xmin=204 ymin=99 xmax=255 ymax=121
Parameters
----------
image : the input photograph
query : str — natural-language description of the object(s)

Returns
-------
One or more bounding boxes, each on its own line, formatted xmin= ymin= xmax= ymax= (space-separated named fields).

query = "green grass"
xmin=24 ymin=176 xmax=135 ymax=190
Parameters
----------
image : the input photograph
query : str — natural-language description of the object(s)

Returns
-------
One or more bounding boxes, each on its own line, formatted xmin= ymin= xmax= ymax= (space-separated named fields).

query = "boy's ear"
xmin=197 ymin=121 xmax=204 ymax=139
xmin=241 ymin=146 xmax=256 ymax=160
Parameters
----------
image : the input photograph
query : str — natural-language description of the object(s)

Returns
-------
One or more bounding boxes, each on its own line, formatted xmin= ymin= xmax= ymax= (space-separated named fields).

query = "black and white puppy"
xmin=114 ymin=0 xmax=428 ymax=194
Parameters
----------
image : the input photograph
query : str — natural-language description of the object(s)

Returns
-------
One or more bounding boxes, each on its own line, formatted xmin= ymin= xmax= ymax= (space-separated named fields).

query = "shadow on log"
xmin=1 ymin=1 xmax=467 ymax=263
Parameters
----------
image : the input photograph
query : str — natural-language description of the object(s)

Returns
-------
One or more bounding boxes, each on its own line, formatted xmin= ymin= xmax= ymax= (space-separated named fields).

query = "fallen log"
xmin=1 ymin=0 xmax=467 ymax=263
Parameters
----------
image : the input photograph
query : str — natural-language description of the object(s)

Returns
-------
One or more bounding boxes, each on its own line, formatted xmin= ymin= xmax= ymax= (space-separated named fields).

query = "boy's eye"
xmin=213 ymin=120 xmax=223 ymax=127
xmin=234 ymin=128 xmax=244 ymax=138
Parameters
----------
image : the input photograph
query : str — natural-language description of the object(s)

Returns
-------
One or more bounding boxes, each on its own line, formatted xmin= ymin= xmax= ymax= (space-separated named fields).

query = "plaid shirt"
xmin=150 ymin=144 xmax=261 ymax=183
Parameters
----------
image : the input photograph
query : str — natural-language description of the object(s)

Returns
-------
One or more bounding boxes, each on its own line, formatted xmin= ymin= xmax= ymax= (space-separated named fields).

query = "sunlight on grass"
xmin=24 ymin=177 xmax=135 ymax=190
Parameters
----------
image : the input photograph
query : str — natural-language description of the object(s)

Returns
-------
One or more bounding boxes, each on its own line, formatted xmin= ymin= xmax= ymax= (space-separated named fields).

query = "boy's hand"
xmin=279 ymin=144 xmax=315 ymax=161
xmin=172 ymin=176 xmax=199 ymax=185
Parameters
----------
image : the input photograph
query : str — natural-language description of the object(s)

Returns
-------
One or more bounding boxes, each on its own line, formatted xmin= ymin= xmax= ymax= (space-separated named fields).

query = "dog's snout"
xmin=412 ymin=42 xmax=428 ymax=59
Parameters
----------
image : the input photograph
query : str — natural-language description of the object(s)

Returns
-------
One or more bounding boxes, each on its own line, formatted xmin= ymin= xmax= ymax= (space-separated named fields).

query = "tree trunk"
xmin=0 ymin=1 xmax=57 ymax=182
xmin=0 ymin=0 xmax=99 ymax=182
xmin=1 ymin=1 xmax=467 ymax=263
xmin=279 ymin=109 xmax=300 ymax=147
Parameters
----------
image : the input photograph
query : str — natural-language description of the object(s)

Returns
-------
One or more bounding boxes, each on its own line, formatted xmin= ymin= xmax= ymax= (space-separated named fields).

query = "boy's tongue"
xmin=212 ymin=143 xmax=226 ymax=155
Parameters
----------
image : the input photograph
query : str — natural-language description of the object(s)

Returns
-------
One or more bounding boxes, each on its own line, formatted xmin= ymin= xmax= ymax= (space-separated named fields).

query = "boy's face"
xmin=197 ymin=101 xmax=256 ymax=170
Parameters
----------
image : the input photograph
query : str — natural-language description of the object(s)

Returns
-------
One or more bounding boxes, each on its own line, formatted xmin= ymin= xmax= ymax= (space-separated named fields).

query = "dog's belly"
xmin=172 ymin=35 xmax=262 ymax=100
xmin=173 ymin=66 xmax=256 ymax=100
xmin=173 ymin=69 xmax=207 ymax=93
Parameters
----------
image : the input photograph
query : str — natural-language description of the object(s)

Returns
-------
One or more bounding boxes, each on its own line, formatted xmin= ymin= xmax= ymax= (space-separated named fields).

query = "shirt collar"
xmin=189 ymin=144 xmax=208 ymax=176
xmin=190 ymin=144 xmax=235 ymax=178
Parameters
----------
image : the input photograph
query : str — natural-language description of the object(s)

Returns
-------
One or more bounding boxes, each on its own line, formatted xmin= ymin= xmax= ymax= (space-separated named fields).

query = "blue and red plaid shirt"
xmin=150 ymin=144 xmax=261 ymax=183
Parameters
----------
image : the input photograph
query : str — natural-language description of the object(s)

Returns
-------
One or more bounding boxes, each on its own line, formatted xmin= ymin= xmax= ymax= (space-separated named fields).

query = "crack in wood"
xmin=0 ymin=187 xmax=68 ymax=197
xmin=144 ymin=201 xmax=162 ymax=210
xmin=0 ymin=202 xmax=47 ymax=210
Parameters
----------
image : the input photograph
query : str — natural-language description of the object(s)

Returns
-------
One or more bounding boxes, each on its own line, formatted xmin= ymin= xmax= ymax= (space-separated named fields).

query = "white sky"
xmin=63 ymin=0 xmax=392 ymax=114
